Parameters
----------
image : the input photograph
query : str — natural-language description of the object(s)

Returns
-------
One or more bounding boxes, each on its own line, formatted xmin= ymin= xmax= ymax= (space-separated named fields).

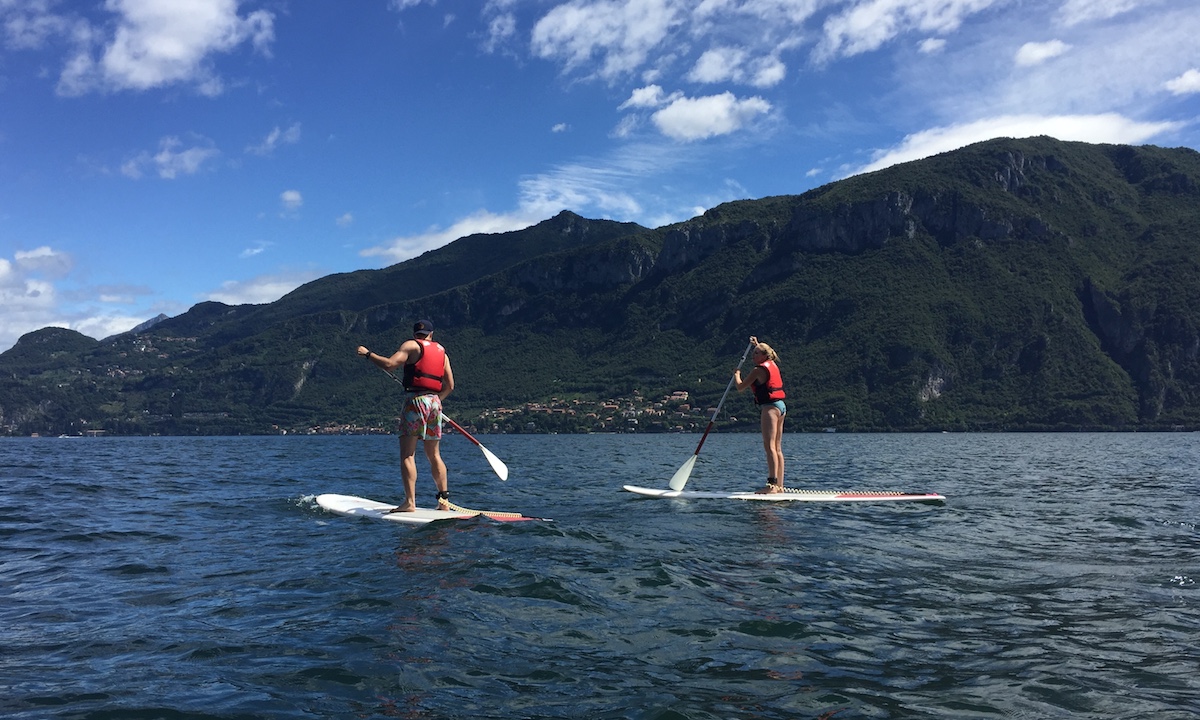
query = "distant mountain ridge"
xmin=3 ymin=136 xmax=1199 ymax=435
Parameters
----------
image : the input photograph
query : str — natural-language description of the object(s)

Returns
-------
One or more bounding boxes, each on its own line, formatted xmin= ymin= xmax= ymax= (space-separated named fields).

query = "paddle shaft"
xmin=691 ymin=340 xmax=756 ymax=456
xmin=443 ymin=415 xmax=482 ymax=447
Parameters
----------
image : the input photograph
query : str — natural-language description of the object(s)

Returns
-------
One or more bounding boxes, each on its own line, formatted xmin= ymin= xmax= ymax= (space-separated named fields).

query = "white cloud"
xmin=0 ymin=246 xmax=157 ymax=351
xmin=246 ymin=123 xmax=302 ymax=155
xmin=651 ymin=92 xmax=771 ymax=141
xmin=885 ymin=4 xmax=1200 ymax=140
xmin=616 ymin=155 xmax=737 ymax=221
xmin=483 ymin=10 xmax=517 ymax=53
xmin=55 ymin=0 xmax=275 ymax=96
xmin=15 ymin=246 xmax=73 ymax=277
xmin=688 ymin=47 xmax=787 ymax=88
xmin=919 ymin=37 xmax=947 ymax=54
xmin=1057 ymin=0 xmax=1141 ymax=27
xmin=336 ymin=212 xmax=355 ymax=227
xmin=816 ymin=0 xmax=1001 ymax=62
xmin=689 ymin=46 xmax=748 ymax=84
xmin=280 ymin=190 xmax=303 ymax=211
xmin=517 ymin=147 xmax=664 ymax=219
xmin=611 ymin=114 xmax=642 ymax=138
xmin=361 ymin=210 xmax=544 ymax=265
xmin=0 ymin=255 xmax=59 ymax=347
xmin=1165 ymin=68 xmax=1200 ymax=95
xmin=389 ymin=0 xmax=435 ymax=11
xmin=850 ymin=113 xmax=1185 ymax=176
xmin=121 ymin=135 xmax=219 ymax=179
xmin=205 ymin=270 xmax=320 ymax=306
xmin=1 ymin=0 xmax=75 ymax=50
xmin=524 ymin=0 xmax=813 ymax=90
xmin=750 ymin=55 xmax=786 ymax=87
xmin=530 ymin=0 xmax=683 ymax=81
xmin=552 ymin=122 xmax=569 ymax=132
xmin=1015 ymin=40 xmax=1070 ymax=67
xmin=620 ymin=84 xmax=673 ymax=109
xmin=74 ymin=314 xmax=152 ymax=342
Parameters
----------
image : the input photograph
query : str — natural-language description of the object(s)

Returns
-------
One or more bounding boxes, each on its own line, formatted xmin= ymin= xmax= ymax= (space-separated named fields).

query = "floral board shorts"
xmin=400 ymin=394 xmax=443 ymax=440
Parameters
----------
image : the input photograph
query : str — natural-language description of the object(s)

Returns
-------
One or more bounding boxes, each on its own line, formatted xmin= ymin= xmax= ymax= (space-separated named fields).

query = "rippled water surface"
xmin=2 ymin=432 xmax=1198 ymax=719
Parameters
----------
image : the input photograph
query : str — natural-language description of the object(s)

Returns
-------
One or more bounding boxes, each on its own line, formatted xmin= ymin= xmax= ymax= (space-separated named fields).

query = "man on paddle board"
xmin=357 ymin=319 xmax=455 ymax=512
xmin=733 ymin=336 xmax=787 ymax=494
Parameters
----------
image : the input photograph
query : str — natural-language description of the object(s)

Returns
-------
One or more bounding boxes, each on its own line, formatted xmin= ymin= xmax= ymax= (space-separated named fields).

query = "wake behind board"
xmin=623 ymin=485 xmax=945 ymax=504
xmin=316 ymin=493 xmax=545 ymax=525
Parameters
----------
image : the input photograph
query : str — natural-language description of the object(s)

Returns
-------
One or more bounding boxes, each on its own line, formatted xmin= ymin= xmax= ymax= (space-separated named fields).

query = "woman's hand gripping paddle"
xmin=668 ymin=340 xmax=756 ymax=491
xmin=375 ymin=365 xmax=509 ymax=481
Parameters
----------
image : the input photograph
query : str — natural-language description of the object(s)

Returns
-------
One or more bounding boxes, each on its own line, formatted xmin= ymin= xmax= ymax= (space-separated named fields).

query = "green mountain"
xmin=3 ymin=136 xmax=1199 ymax=436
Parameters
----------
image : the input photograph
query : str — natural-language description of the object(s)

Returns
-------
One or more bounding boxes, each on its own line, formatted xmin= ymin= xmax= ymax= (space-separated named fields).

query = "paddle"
xmin=442 ymin=415 xmax=509 ymax=481
xmin=374 ymin=365 xmax=509 ymax=480
xmin=668 ymin=340 xmax=756 ymax=491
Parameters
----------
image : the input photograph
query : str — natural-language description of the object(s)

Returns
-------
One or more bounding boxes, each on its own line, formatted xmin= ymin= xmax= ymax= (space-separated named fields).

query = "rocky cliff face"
xmin=649 ymin=150 xmax=1069 ymax=274
xmin=1081 ymin=278 xmax=1200 ymax=420
xmin=513 ymin=241 xmax=658 ymax=292
xmin=657 ymin=219 xmax=775 ymax=273
xmin=782 ymin=191 xmax=915 ymax=253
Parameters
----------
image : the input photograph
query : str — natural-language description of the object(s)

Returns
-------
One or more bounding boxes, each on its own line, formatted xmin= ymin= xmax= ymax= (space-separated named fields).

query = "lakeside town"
xmin=295 ymin=390 xmax=742 ymax=436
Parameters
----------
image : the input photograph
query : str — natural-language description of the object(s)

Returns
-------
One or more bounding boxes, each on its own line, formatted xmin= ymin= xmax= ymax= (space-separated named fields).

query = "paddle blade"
xmin=668 ymin=454 xmax=698 ymax=491
xmin=482 ymin=446 xmax=509 ymax=481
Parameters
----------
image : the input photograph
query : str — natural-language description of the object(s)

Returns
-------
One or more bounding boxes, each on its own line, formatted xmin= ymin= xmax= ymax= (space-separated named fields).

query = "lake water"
xmin=2 ymin=432 xmax=1197 ymax=719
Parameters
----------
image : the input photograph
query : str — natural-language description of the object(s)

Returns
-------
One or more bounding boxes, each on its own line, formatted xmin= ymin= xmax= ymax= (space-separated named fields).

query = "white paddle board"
xmin=623 ymin=485 xmax=945 ymax=503
xmin=316 ymin=493 xmax=544 ymax=524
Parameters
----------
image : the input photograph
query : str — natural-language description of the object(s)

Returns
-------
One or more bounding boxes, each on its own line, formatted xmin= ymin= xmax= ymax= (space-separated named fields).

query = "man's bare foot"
xmin=386 ymin=504 xmax=416 ymax=513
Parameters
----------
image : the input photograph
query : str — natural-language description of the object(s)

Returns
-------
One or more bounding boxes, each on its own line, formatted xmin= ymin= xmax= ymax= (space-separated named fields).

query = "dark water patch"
xmin=23 ymin=692 xmax=113 ymax=708
xmin=104 ymin=562 xmax=171 ymax=576
xmin=72 ymin=710 xmax=265 ymax=720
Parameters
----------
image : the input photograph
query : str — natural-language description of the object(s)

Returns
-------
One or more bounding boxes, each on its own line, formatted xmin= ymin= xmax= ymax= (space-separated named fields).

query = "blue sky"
xmin=1 ymin=0 xmax=1198 ymax=352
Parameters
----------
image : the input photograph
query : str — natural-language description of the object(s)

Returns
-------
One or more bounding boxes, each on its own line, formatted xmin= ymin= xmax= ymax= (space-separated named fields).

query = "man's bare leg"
xmin=425 ymin=439 xmax=448 ymax=508
xmin=388 ymin=435 xmax=420 ymax=512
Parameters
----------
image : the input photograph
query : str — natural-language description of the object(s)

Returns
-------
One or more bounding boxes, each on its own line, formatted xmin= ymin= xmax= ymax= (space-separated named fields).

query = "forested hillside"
xmin=3 ymin=136 xmax=1198 ymax=436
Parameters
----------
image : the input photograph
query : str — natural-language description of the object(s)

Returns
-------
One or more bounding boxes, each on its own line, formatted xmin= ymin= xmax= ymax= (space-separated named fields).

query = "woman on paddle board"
xmin=358 ymin=319 xmax=455 ymax=512
xmin=734 ymin=336 xmax=787 ymax=494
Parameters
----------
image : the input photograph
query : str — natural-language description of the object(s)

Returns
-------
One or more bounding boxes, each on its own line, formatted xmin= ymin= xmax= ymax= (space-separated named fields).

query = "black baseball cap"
xmin=413 ymin=319 xmax=434 ymax=336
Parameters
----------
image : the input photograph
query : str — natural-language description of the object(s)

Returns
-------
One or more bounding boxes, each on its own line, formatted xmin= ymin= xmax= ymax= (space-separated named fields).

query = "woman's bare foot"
xmin=386 ymin=504 xmax=416 ymax=513
xmin=755 ymin=482 xmax=784 ymax=494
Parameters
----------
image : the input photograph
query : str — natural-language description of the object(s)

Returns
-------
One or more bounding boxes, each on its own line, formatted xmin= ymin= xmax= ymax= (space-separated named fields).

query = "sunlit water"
xmin=2 ymin=432 xmax=1197 ymax=719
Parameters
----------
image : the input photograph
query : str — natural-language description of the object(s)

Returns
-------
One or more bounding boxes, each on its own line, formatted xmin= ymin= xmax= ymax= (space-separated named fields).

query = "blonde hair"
xmin=755 ymin=343 xmax=779 ymax=363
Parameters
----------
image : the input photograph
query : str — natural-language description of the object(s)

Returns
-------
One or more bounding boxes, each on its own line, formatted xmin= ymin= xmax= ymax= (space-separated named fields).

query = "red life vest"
xmin=752 ymin=360 xmax=786 ymax=405
xmin=402 ymin=339 xmax=445 ymax=393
